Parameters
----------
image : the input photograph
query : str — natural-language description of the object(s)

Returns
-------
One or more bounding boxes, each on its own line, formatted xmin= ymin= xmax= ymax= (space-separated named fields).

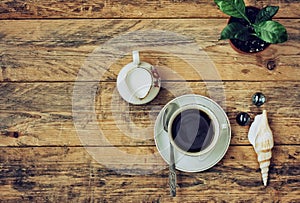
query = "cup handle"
xmin=162 ymin=103 xmax=180 ymax=132
xmin=132 ymin=50 xmax=140 ymax=66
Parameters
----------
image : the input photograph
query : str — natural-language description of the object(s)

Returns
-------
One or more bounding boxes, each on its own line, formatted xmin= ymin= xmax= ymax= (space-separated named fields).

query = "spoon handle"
xmin=169 ymin=143 xmax=176 ymax=197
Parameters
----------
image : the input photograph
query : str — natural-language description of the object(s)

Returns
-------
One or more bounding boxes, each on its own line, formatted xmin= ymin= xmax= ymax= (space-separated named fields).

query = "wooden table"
xmin=0 ymin=0 xmax=299 ymax=202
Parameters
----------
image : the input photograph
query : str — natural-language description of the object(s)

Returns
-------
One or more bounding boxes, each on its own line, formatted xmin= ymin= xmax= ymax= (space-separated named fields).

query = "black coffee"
xmin=171 ymin=109 xmax=214 ymax=153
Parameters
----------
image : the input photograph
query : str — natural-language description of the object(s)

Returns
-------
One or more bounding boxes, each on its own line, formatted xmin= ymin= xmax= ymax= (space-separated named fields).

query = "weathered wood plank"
xmin=98 ymin=81 xmax=300 ymax=146
xmin=0 ymin=19 xmax=299 ymax=82
xmin=0 ymin=81 xmax=299 ymax=146
xmin=0 ymin=146 xmax=299 ymax=202
xmin=0 ymin=0 xmax=299 ymax=19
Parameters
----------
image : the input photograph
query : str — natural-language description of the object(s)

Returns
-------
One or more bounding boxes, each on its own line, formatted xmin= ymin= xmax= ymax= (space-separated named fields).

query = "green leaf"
xmin=220 ymin=22 xmax=250 ymax=41
xmin=254 ymin=21 xmax=288 ymax=43
xmin=214 ymin=0 xmax=247 ymax=19
xmin=255 ymin=6 xmax=279 ymax=24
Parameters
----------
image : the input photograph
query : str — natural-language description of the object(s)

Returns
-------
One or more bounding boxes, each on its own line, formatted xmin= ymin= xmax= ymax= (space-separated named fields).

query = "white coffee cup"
xmin=163 ymin=103 xmax=220 ymax=156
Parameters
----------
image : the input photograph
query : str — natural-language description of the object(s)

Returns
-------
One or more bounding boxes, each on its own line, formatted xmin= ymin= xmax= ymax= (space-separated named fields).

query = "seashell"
xmin=248 ymin=110 xmax=274 ymax=186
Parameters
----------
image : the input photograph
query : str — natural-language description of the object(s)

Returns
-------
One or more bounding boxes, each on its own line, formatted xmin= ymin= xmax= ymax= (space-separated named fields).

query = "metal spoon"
xmin=169 ymin=143 xmax=176 ymax=197
xmin=162 ymin=103 xmax=179 ymax=197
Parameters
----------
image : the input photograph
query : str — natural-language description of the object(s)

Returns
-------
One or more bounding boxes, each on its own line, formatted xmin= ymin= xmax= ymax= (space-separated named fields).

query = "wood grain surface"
xmin=0 ymin=19 xmax=299 ymax=82
xmin=0 ymin=0 xmax=299 ymax=19
xmin=0 ymin=0 xmax=299 ymax=202
xmin=0 ymin=146 xmax=299 ymax=202
xmin=1 ymin=81 xmax=299 ymax=146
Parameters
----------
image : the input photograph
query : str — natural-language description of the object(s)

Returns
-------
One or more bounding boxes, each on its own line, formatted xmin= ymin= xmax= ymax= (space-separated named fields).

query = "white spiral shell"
xmin=248 ymin=110 xmax=274 ymax=186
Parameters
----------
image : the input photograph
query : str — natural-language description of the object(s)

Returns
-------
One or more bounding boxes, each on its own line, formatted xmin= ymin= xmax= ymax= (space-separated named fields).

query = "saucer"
xmin=117 ymin=61 xmax=161 ymax=105
xmin=154 ymin=94 xmax=231 ymax=172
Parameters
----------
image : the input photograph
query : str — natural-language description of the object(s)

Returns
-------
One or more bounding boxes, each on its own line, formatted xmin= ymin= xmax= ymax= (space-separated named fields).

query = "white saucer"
xmin=154 ymin=94 xmax=231 ymax=172
xmin=117 ymin=61 xmax=161 ymax=105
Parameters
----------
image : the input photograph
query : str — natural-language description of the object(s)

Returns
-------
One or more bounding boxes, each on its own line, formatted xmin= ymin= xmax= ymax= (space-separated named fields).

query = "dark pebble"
xmin=236 ymin=112 xmax=251 ymax=126
xmin=252 ymin=92 xmax=266 ymax=106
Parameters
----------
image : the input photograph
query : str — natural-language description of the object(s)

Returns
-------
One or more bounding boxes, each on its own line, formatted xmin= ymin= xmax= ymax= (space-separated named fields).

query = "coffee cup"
xmin=163 ymin=103 xmax=220 ymax=156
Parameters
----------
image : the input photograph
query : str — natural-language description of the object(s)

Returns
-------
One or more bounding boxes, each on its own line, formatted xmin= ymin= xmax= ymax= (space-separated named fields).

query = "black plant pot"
xmin=229 ymin=6 xmax=270 ymax=54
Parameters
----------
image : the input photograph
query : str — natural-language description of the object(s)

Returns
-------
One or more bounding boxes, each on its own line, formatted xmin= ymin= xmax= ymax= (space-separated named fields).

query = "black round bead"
xmin=252 ymin=92 xmax=266 ymax=107
xmin=236 ymin=112 xmax=251 ymax=126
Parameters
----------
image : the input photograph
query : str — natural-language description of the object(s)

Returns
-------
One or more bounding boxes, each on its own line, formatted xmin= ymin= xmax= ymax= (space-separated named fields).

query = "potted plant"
xmin=214 ymin=0 xmax=288 ymax=53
